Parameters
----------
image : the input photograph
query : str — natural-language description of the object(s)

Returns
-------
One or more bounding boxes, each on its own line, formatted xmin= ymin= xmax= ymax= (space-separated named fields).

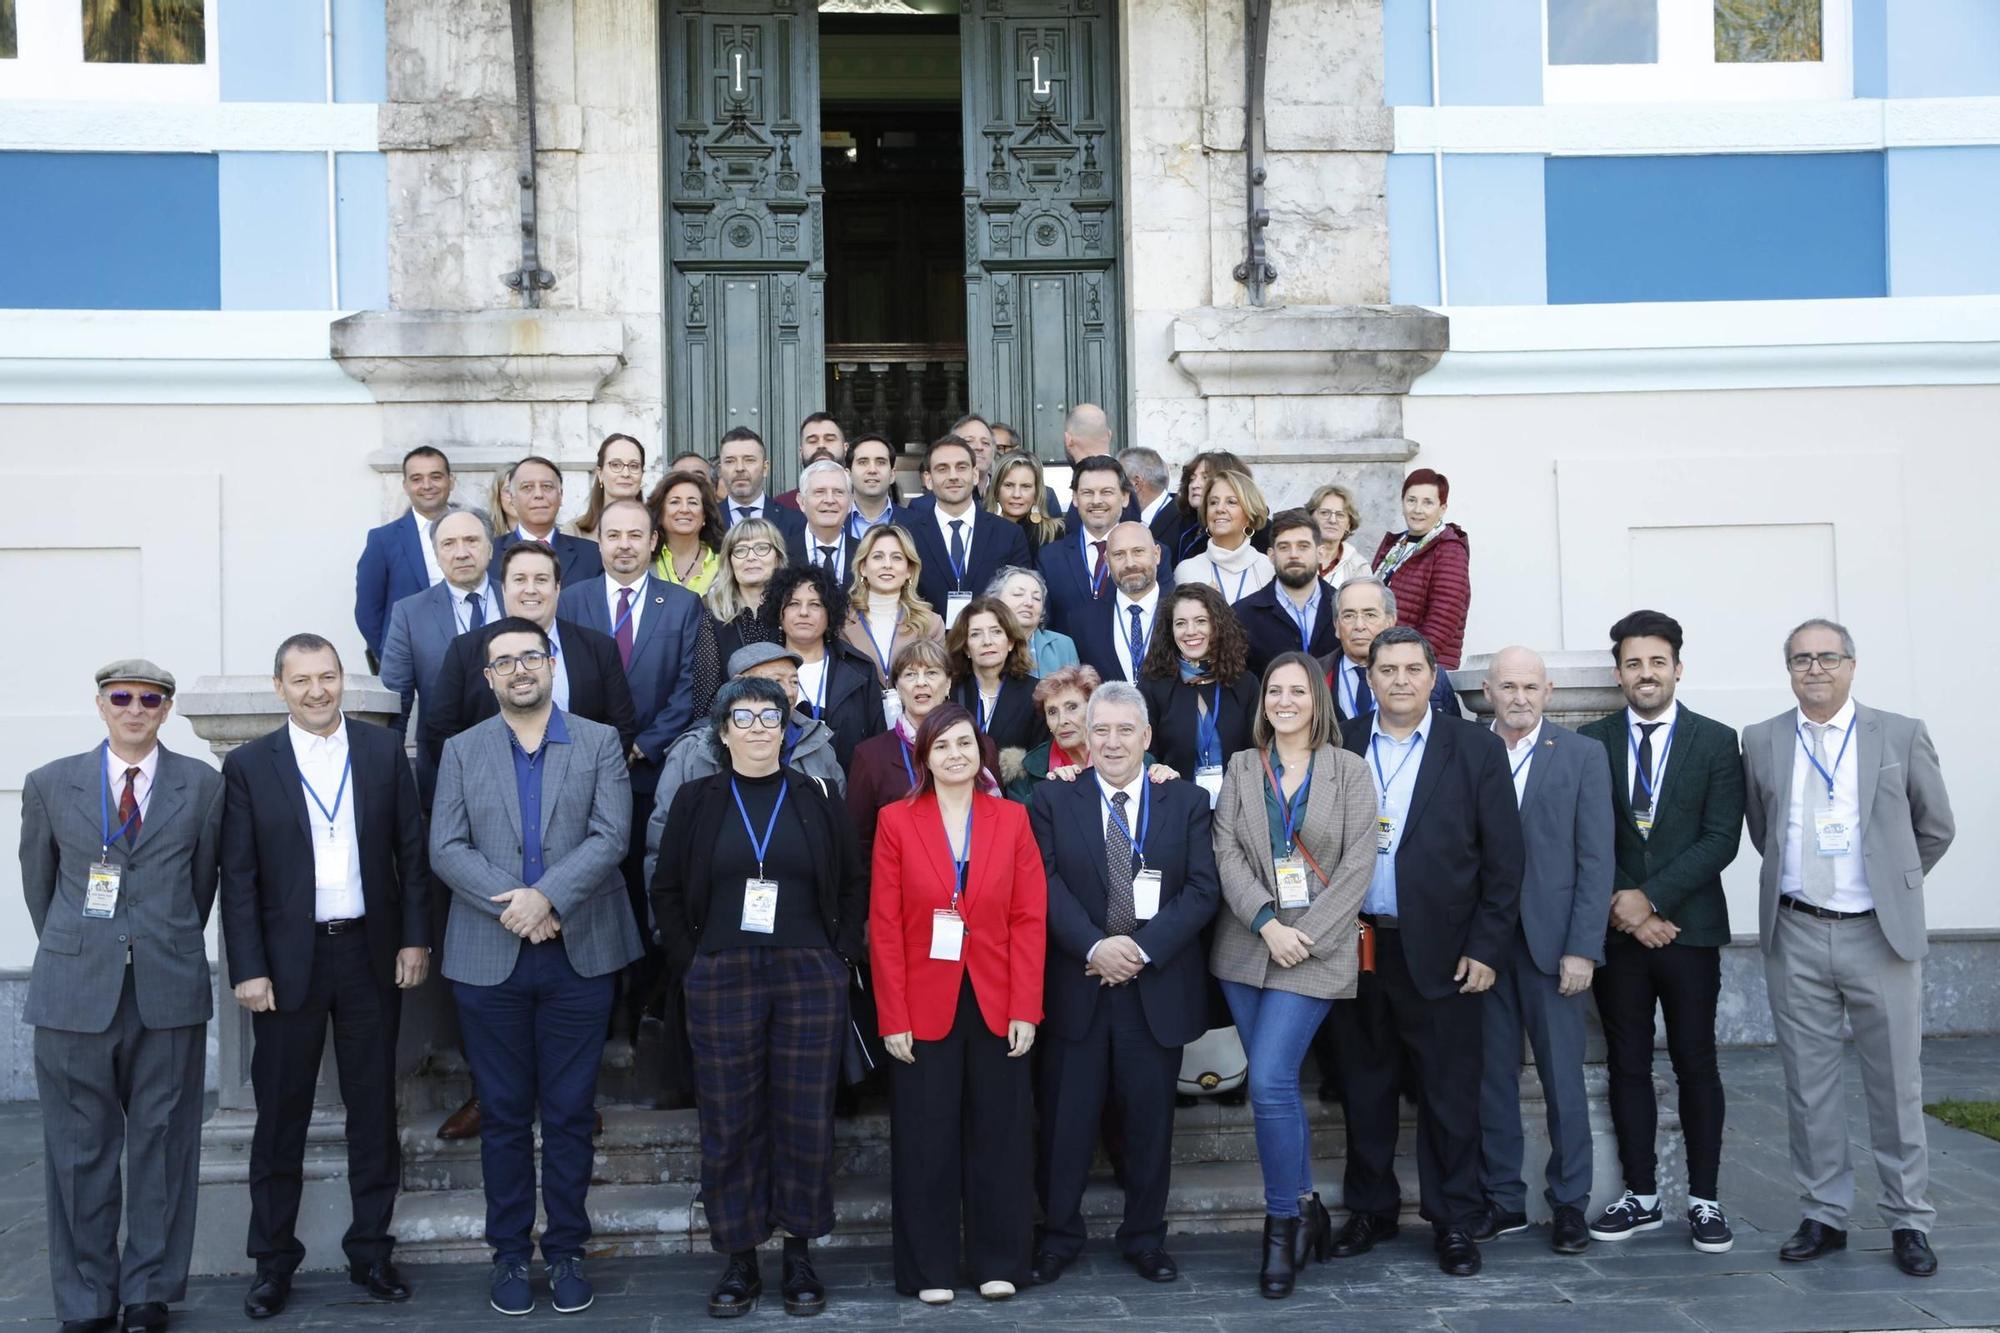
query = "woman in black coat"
xmin=1138 ymin=582 xmax=1259 ymax=808
xmin=761 ymin=563 xmax=885 ymax=771
xmin=944 ymin=595 xmax=1047 ymax=758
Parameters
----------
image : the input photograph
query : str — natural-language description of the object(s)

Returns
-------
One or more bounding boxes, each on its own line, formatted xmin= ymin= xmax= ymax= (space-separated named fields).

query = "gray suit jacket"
xmin=381 ymin=579 xmax=496 ymax=703
xmin=1512 ymin=721 xmax=1616 ymax=974
xmin=429 ymin=710 xmax=643 ymax=985
xmin=18 ymin=746 xmax=224 ymax=1033
xmin=1743 ymin=701 xmax=1954 ymax=962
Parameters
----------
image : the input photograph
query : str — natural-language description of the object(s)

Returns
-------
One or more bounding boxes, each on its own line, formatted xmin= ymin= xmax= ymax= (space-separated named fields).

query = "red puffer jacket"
xmin=1371 ymin=523 xmax=1471 ymax=669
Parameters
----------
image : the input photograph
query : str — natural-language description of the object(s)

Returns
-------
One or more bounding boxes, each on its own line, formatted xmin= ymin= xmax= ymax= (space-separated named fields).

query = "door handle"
xmin=1032 ymin=54 xmax=1050 ymax=96
xmin=733 ymin=51 xmax=745 ymax=96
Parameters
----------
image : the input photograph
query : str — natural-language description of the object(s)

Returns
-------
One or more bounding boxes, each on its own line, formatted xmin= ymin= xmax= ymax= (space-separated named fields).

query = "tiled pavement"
xmin=0 ymin=1040 xmax=1995 ymax=1331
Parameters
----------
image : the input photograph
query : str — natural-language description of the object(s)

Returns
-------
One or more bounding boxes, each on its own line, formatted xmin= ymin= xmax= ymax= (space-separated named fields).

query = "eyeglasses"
xmin=1337 ymin=609 xmax=1387 ymax=625
xmin=602 ymin=459 xmax=644 ymax=474
xmin=730 ymin=707 xmax=786 ymax=730
xmin=732 ymin=541 xmax=778 ymax=559
xmin=104 ymin=690 xmax=166 ymax=710
xmin=1786 ymin=652 xmax=1852 ymax=673
xmin=488 ymin=650 xmax=556 ymax=675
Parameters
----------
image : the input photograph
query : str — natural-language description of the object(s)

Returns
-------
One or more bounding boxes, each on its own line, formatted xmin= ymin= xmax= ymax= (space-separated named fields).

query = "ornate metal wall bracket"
xmin=503 ymin=0 xmax=556 ymax=305
xmin=1230 ymin=0 xmax=1278 ymax=305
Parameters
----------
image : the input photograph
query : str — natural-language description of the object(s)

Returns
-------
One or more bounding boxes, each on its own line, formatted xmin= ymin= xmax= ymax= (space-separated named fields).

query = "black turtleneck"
xmin=700 ymin=767 xmax=827 ymax=954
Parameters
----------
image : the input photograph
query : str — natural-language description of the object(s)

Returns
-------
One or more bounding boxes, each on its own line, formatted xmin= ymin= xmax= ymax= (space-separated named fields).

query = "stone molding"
xmin=331 ymin=310 xmax=626 ymax=405
xmin=1169 ymin=305 xmax=1450 ymax=399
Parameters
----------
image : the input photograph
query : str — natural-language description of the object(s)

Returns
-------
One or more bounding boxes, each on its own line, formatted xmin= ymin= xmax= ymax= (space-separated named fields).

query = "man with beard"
xmin=1070 ymin=521 xmax=1169 ymax=683
xmin=1235 ymin=510 xmax=1339 ymax=678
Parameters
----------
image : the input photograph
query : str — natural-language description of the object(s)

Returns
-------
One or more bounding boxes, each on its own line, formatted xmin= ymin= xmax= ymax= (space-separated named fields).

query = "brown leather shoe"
xmin=436 ymin=1096 xmax=481 ymax=1140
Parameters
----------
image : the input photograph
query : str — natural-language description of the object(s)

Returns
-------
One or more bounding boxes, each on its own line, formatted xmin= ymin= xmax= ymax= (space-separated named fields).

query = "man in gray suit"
xmin=1743 ymin=618 xmax=1954 ymax=1279
xmin=379 ymin=509 xmax=500 ymax=807
xmin=18 ymin=659 xmax=224 ymax=1333
xmin=1471 ymin=647 xmax=1615 ymax=1255
xmin=428 ymin=616 xmax=642 ymax=1318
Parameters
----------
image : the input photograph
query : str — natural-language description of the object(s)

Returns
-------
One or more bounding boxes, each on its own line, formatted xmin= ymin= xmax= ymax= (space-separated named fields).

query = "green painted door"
xmin=960 ymin=0 xmax=1123 ymax=458
xmin=663 ymin=0 xmax=824 ymax=485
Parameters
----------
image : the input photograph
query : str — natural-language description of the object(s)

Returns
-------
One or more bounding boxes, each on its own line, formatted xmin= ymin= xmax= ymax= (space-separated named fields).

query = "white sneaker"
xmin=978 ymin=1281 xmax=1016 ymax=1301
xmin=917 ymin=1288 xmax=954 ymax=1305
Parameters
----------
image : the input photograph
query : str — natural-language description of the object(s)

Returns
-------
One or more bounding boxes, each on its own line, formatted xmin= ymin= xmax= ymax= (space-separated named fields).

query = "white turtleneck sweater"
xmin=1175 ymin=536 xmax=1274 ymax=605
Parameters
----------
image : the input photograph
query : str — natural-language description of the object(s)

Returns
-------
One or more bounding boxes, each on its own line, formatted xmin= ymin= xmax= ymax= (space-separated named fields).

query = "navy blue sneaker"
xmin=549 ymin=1256 xmax=594 ymax=1314
xmin=490 ymin=1257 xmax=534 ymax=1316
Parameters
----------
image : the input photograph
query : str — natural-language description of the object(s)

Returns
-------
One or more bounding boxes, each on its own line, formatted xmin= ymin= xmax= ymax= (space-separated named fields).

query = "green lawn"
xmin=1925 ymin=1099 xmax=2000 ymax=1142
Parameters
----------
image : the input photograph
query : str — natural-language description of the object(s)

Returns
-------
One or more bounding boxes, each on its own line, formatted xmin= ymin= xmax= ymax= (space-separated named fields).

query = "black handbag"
xmin=840 ymin=962 xmax=887 ymax=1087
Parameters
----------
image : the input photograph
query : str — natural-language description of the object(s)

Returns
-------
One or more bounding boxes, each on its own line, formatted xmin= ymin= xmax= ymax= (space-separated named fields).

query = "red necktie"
xmin=1090 ymin=540 xmax=1107 ymax=593
xmin=119 ymin=767 xmax=142 ymax=843
xmin=615 ymin=587 xmax=635 ymax=668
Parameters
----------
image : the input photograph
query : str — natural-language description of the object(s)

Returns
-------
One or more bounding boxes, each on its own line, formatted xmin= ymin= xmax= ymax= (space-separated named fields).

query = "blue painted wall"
xmin=219 ymin=0 xmax=325 ymax=102
xmin=336 ymin=152 xmax=390 ymax=309
xmin=1884 ymin=0 xmax=2000 ymax=98
xmin=1387 ymin=154 xmax=1440 ymax=305
xmin=1887 ymin=147 xmax=2000 ymax=297
xmin=1435 ymin=0 xmax=1541 ymax=106
xmin=218 ymin=153 xmax=330 ymax=309
xmin=332 ymin=0 xmax=389 ymax=103
xmin=1382 ymin=0 xmax=1432 ymax=107
xmin=1443 ymin=154 xmax=1546 ymax=305
xmin=1544 ymin=154 xmax=1887 ymax=304
xmin=1851 ymin=0 xmax=1887 ymax=99
xmin=0 ymin=153 xmax=220 ymax=310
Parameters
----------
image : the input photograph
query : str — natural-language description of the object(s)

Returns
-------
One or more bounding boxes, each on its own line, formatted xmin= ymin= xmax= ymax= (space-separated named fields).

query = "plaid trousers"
xmin=684 ymin=945 xmax=849 ymax=1254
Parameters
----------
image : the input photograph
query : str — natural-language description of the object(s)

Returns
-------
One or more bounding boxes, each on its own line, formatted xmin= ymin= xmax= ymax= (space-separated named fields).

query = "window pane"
xmin=1715 ymin=0 xmax=1821 ymax=63
xmin=82 ymin=0 xmax=206 ymax=65
xmin=0 ymin=0 xmax=16 ymax=61
xmin=1548 ymin=0 xmax=1658 ymax=65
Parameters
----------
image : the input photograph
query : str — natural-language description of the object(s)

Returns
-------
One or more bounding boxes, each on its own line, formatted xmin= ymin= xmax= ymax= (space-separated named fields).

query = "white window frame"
xmin=1544 ymin=0 xmax=1852 ymax=104
xmin=0 ymin=0 xmax=221 ymax=103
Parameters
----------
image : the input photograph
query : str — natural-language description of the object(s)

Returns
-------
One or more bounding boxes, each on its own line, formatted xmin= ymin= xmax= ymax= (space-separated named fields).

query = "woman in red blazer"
xmin=870 ymin=702 xmax=1047 ymax=1305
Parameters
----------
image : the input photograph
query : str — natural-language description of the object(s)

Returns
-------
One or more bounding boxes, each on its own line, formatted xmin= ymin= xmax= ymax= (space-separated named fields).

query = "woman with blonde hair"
xmin=1175 ymin=466 xmax=1274 ymax=603
xmin=487 ymin=462 xmax=519 ymax=538
xmin=985 ymin=453 xmax=1066 ymax=554
xmin=841 ymin=525 xmax=944 ymax=712
xmin=1307 ymin=483 xmax=1369 ymax=588
xmin=706 ymin=516 xmax=787 ymax=668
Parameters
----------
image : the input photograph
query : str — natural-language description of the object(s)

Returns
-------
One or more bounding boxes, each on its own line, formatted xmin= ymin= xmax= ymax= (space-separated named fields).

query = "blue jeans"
xmin=1220 ymin=979 xmax=1334 ymax=1218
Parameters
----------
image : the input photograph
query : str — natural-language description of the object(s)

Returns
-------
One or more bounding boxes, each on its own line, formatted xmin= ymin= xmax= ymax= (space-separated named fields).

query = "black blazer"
xmin=649 ymin=768 xmax=868 ymax=977
xmin=421 ymin=618 xmax=638 ymax=774
xmin=1235 ymin=579 xmax=1339 ymax=679
xmin=1036 ymin=527 xmax=1111 ymax=639
xmin=490 ymin=529 xmax=604 ymax=588
xmin=219 ymin=718 xmax=429 ymax=1003
xmin=954 ymin=674 xmax=1048 ymax=755
xmin=1138 ymin=672 xmax=1259 ymax=776
xmin=907 ymin=509 xmax=1031 ymax=622
xmin=724 ymin=498 xmax=807 ymax=539
xmin=1340 ymin=711 xmax=1525 ymax=999
xmin=799 ymin=643 xmax=888 ymax=771
xmin=1069 ymin=579 xmax=1174 ymax=684
xmin=784 ymin=525 xmax=863 ymax=586
xmin=1028 ymin=774 xmax=1220 ymax=1047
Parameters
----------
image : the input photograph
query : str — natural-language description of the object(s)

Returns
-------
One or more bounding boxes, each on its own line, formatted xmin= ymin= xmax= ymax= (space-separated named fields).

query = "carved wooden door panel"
xmin=664 ymin=0 xmax=823 ymax=483
xmin=960 ymin=0 xmax=1122 ymax=458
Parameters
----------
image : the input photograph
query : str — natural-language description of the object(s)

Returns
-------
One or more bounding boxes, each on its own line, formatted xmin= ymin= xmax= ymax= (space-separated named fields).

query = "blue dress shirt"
xmin=1363 ymin=716 xmax=1427 ymax=917
xmin=509 ymin=706 xmax=572 ymax=886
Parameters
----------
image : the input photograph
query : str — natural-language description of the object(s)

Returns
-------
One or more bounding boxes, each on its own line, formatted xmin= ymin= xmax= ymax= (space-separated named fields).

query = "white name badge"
xmin=1274 ymin=856 xmax=1311 ymax=909
xmin=1813 ymin=810 xmax=1853 ymax=857
xmin=84 ymin=862 xmax=121 ymax=919
xmin=945 ymin=592 xmax=974 ymax=628
xmin=882 ymin=689 xmax=904 ymax=729
xmin=741 ymin=878 xmax=779 ymax=934
xmin=1195 ymin=766 xmax=1224 ymax=808
xmin=1376 ymin=815 xmax=1395 ymax=855
xmin=1132 ymin=868 xmax=1163 ymax=921
xmin=930 ymin=908 xmax=965 ymax=961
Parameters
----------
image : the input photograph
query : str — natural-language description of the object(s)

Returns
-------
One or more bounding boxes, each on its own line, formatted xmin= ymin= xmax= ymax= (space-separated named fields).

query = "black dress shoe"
xmin=1551 ymin=1204 xmax=1591 ymax=1255
xmin=1435 ymin=1228 xmax=1482 ymax=1277
xmin=708 ymin=1251 xmax=762 ymax=1318
xmin=1779 ymin=1218 xmax=1847 ymax=1263
xmin=1028 ymin=1249 xmax=1069 ymax=1286
xmin=1892 ymin=1228 xmax=1937 ymax=1277
xmin=349 ymin=1259 xmax=412 ymax=1301
xmin=1129 ymin=1249 xmax=1179 ymax=1283
xmin=62 ymin=1318 xmax=118 ymax=1333
xmin=1260 ymin=1216 xmax=1300 ymax=1299
xmin=782 ymin=1245 xmax=827 ymax=1315
xmin=1330 ymin=1212 xmax=1399 ymax=1258
xmin=243 ymin=1272 xmax=290 ymax=1320
xmin=121 ymin=1305 xmax=169 ymax=1333
xmin=1468 ymin=1205 xmax=1529 ymax=1243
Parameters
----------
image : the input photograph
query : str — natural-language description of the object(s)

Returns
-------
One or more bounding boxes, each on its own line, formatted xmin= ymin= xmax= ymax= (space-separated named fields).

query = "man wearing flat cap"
xmin=18 ymin=660 xmax=223 ymax=1333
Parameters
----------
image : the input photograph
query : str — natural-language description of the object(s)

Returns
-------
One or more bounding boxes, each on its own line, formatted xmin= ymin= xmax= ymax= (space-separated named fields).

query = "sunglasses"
xmin=105 ymin=690 xmax=167 ymax=710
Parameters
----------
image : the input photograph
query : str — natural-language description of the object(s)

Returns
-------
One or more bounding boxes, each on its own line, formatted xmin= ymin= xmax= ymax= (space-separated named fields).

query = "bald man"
xmin=1472 ymin=648 xmax=1615 ymax=1255
xmin=1059 ymin=405 xmax=1141 ymax=534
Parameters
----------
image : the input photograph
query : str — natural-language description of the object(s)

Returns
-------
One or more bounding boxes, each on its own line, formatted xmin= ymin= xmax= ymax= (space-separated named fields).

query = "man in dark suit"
xmin=355 ymin=445 xmax=458 ymax=671
xmin=1471 ymin=647 xmax=1614 ymax=1255
xmin=1070 ymin=521 xmax=1170 ymax=683
xmin=220 ymin=635 xmax=431 ymax=1319
xmin=717 ymin=427 xmax=808 ymax=538
xmin=906 ymin=434 xmax=1030 ymax=625
xmin=783 ymin=459 xmax=864 ymax=584
xmin=1039 ymin=455 xmax=1130 ymax=636
xmin=20 ymin=659 xmax=223 ymax=1333
xmin=1578 ymin=609 xmax=1745 ymax=1255
xmin=1237 ymin=510 xmax=1339 ymax=678
xmin=772 ymin=411 xmax=846 ymax=510
xmin=1330 ymin=627 xmax=1523 ymax=1277
xmin=424 ymin=542 xmax=637 ymax=777
xmin=489 ymin=454 xmax=604 ymax=588
xmin=1027 ymin=682 xmax=1220 ymax=1286
xmin=380 ymin=509 xmax=501 ymax=806
xmin=1121 ymin=447 xmax=1180 ymax=553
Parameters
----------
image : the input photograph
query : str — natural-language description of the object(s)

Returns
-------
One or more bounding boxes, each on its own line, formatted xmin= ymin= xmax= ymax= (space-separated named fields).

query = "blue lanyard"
xmin=1081 ymin=527 xmax=1108 ymax=597
xmin=1369 ymin=732 xmax=1421 ymax=811
xmin=1795 ymin=720 xmax=1855 ymax=798
xmin=298 ymin=749 xmax=353 ymax=835
xmin=804 ymin=655 xmax=831 ymax=719
xmin=730 ymin=775 xmax=789 ymax=877
xmin=1097 ymin=778 xmax=1151 ymax=870
xmin=1260 ymin=749 xmax=1313 ymax=854
xmin=1627 ymin=717 xmax=1678 ymax=810
xmin=1213 ymin=562 xmax=1249 ymax=604
xmin=610 ymin=586 xmax=638 ymax=641
xmin=1195 ymin=684 xmax=1222 ymax=766
xmin=1281 ymin=587 xmax=1318 ymax=652
xmin=976 ymin=684 xmax=998 ymax=732
xmin=1510 ymin=744 xmax=1535 ymax=781
xmin=97 ymin=742 xmax=142 ymax=854
xmin=946 ymin=800 xmax=974 ymax=910
xmin=944 ymin=516 xmax=968 ymax=586
xmin=861 ymin=608 xmax=902 ymax=679
xmin=897 ymin=733 xmax=917 ymax=788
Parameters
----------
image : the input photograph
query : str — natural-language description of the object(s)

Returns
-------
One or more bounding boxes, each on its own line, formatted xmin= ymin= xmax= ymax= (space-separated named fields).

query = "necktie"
xmin=1633 ymin=722 xmax=1662 ymax=817
xmin=119 ymin=767 xmax=142 ymax=843
xmin=467 ymin=590 xmax=485 ymax=629
xmin=1091 ymin=540 xmax=1107 ymax=591
xmin=818 ymin=544 xmax=836 ymax=572
xmin=614 ymin=587 xmax=635 ymax=669
xmin=1105 ymin=790 xmax=1137 ymax=936
xmin=1800 ymin=722 xmax=1835 ymax=904
xmin=1353 ymin=664 xmax=1374 ymax=716
xmin=735 ymin=505 xmax=753 ymax=526
xmin=948 ymin=520 xmax=966 ymax=578
xmin=1127 ymin=604 xmax=1146 ymax=675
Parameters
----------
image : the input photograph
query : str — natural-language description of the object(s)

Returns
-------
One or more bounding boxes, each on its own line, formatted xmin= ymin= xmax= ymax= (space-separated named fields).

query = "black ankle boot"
xmin=1292 ymin=1193 xmax=1333 ymax=1266
xmin=1260 ymin=1216 xmax=1300 ymax=1299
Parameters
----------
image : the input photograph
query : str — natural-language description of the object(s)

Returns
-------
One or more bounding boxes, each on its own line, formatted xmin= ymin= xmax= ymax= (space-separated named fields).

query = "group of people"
xmin=19 ymin=406 xmax=1955 ymax=1331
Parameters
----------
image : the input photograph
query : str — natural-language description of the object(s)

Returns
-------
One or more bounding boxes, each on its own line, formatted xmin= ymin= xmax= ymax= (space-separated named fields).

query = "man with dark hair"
xmin=990 ymin=422 xmax=1020 ymax=453
xmin=489 ymin=454 xmax=603 ymax=588
xmin=222 ymin=635 xmax=431 ymax=1319
xmin=1236 ymin=510 xmax=1339 ymax=678
xmin=670 ymin=450 xmax=714 ymax=489
xmin=1578 ymin=610 xmax=1745 ymax=1256
xmin=775 ymin=413 xmax=848 ymax=510
xmin=717 ymin=428 xmax=807 ymax=538
xmin=844 ymin=433 xmax=906 ymax=536
xmin=356 ymin=445 xmax=459 ymax=672
xmin=1040 ymin=454 xmax=1131 ymax=636
xmin=906 ymin=434 xmax=1030 ymax=625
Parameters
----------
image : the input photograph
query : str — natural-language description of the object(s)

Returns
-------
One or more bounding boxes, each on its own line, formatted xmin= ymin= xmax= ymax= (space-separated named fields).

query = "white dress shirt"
xmin=606 ymin=571 xmax=647 ymax=641
xmin=727 ymin=493 xmax=770 ymax=525
xmin=414 ymin=510 xmax=445 ymax=586
xmin=514 ymin=523 xmax=559 ymax=545
xmin=804 ymin=528 xmax=849 ymax=583
xmin=288 ymin=720 xmax=365 ymax=922
xmin=1090 ymin=770 xmax=1152 ymax=962
xmin=546 ymin=621 xmax=572 ymax=711
xmin=1139 ymin=490 xmax=1172 ymax=530
xmin=932 ymin=501 xmax=978 ymax=584
xmin=1497 ymin=721 xmax=1543 ymax=806
xmin=1336 ymin=657 xmax=1369 ymax=718
xmin=1112 ymin=583 xmax=1161 ymax=681
xmin=1781 ymin=698 xmax=1870 ymax=911
xmin=1623 ymin=701 xmax=1681 ymax=812
xmin=102 ymin=745 xmax=160 ymax=827
xmin=450 ymin=580 xmax=490 ymax=635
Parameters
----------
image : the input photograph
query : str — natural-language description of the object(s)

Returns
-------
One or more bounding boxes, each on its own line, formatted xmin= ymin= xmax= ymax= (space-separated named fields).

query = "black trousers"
xmin=247 ymin=929 xmax=401 ymax=1274
xmin=1330 ymin=927 xmax=1483 ymax=1231
xmin=1037 ymin=983 xmax=1180 ymax=1260
xmin=888 ymin=978 xmax=1033 ymax=1293
xmin=1592 ymin=933 xmax=1724 ymax=1200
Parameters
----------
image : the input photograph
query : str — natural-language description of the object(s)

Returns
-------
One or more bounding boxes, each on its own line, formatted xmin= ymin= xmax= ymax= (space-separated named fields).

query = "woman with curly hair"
xmin=762 ymin=562 xmax=886 ymax=771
